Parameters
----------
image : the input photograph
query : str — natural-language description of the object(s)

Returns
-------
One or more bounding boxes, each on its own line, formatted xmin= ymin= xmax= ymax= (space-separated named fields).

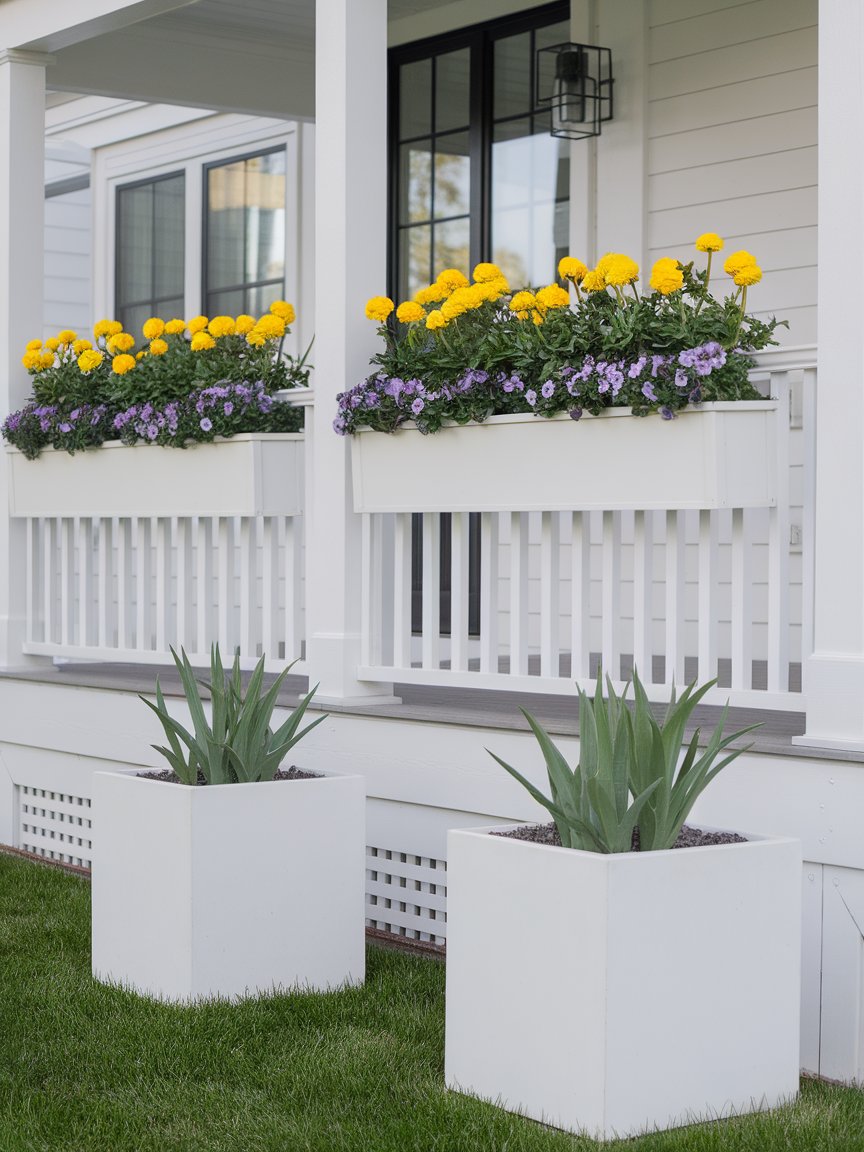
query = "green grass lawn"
xmin=2 ymin=853 xmax=863 ymax=1152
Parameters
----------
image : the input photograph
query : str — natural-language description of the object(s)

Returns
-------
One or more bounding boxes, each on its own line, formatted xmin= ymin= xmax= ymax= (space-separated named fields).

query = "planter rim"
xmin=453 ymin=822 xmax=799 ymax=860
xmin=94 ymin=767 xmax=362 ymax=792
xmin=4 ymin=431 xmax=304 ymax=458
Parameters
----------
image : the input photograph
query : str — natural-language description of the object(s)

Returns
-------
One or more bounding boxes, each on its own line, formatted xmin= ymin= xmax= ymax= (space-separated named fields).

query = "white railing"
xmin=357 ymin=348 xmax=816 ymax=709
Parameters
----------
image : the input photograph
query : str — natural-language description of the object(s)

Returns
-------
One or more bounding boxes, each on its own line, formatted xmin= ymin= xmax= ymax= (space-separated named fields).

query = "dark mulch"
xmin=493 ymin=821 xmax=747 ymax=850
xmin=136 ymin=766 xmax=320 ymax=785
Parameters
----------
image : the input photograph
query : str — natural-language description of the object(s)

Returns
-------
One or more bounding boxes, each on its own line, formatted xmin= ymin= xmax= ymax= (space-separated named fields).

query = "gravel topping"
xmin=492 ymin=821 xmax=747 ymax=850
xmin=136 ymin=765 xmax=321 ymax=785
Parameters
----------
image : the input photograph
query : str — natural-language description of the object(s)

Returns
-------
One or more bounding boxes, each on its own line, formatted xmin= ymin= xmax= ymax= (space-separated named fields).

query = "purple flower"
xmin=525 ymin=389 xmax=537 ymax=407
xmin=641 ymin=381 xmax=658 ymax=402
xmin=674 ymin=368 xmax=688 ymax=389
xmin=200 ymin=417 xmax=213 ymax=432
xmin=411 ymin=397 xmax=425 ymax=416
xmin=147 ymin=424 xmax=159 ymax=440
xmin=58 ymin=422 xmax=71 ymax=433
xmin=660 ymin=406 xmax=675 ymax=420
xmin=541 ymin=380 xmax=555 ymax=399
xmin=223 ymin=402 xmax=234 ymax=416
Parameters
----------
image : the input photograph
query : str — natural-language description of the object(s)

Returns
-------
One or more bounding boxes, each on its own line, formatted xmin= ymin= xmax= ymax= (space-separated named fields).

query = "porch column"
xmin=799 ymin=0 xmax=864 ymax=748
xmin=0 ymin=50 xmax=50 ymax=667
xmin=305 ymin=0 xmax=394 ymax=701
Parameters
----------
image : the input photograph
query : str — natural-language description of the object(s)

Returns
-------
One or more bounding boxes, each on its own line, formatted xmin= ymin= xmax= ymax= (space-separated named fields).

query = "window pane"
xmin=433 ymin=216 xmax=470 ymax=280
xmin=400 ymin=58 xmax=432 ymax=139
xmin=435 ymin=49 xmax=470 ymax=134
xmin=116 ymin=174 xmax=185 ymax=325
xmin=153 ymin=178 xmax=185 ymax=299
xmin=399 ymin=142 xmax=432 ymax=224
xmin=246 ymin=282 xmax=283 ymax=317
xmin=117 ymin=185 xmax=155 ymax=304
xmin=494 ymin=31 xmax=531 ymax=121
xmin=399 ymin=224 xmax=432 ymax=301
xmin=206 ymin=149 xmax=286 ymax=299
xmin=433 ymin=133 xmax=470 ymax=219
xmin=206 ymin=288 xmax=245 ymax=317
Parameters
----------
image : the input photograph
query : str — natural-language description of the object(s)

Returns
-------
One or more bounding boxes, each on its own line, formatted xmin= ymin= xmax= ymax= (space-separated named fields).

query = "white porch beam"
xmin=797 ymin=0 xmax=864 ymax=748
xmin=0 ymin=0 xmax=197 ymax=54
xmin=304 ymin=0 xmax=395 ymax=702
xmin=0 ymin=50 xmax=49 ymax=666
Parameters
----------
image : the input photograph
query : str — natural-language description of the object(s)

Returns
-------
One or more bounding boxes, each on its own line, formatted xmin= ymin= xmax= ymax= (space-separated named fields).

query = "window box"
xmin=350 ymin=403 xmax=779 ymax=513
xmin=7 ymin=433 xmax=304 ymax=518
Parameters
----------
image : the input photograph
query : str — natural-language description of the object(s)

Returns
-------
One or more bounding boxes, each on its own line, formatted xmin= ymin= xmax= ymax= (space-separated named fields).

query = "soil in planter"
xmin=493 ymin=822 xmax=747 ymax=850
xmin=137 ymin=766 xmax=321 ymax=785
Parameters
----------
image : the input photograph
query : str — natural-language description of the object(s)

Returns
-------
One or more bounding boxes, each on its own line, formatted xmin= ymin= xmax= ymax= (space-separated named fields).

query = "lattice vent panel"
xmin=366 ymin=846 xmax=447 ymax=944
xmin=17 ymin=786 xmax=92 ymax=868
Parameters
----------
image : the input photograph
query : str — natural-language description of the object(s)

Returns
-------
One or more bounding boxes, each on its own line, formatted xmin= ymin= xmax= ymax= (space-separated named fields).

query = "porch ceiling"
xmin=18 ymin=0 xmax=457 ymax=120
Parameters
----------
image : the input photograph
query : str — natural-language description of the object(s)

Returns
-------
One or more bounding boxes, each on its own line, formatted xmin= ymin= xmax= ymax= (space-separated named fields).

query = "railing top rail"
xmin=750 ymin=344 xmax=817 ymax=372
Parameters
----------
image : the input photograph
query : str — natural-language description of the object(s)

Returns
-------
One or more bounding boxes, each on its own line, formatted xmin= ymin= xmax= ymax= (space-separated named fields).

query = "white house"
xmin=2 ymin=0 xmax=863 ymax=1085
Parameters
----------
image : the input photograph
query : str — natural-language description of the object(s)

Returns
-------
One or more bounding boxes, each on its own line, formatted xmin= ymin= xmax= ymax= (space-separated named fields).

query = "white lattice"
xmin=17 ymin=785 xmax=92 ymax=867
xmin=366 ymin=845 xmax=447 ymax=944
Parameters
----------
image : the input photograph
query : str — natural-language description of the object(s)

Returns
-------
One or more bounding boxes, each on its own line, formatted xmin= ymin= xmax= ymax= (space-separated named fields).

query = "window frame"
xmin=114 ymin=169 xmax=187 ymax=334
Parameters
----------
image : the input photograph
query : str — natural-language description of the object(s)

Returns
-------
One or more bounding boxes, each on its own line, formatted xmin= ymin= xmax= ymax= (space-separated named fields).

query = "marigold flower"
xmin=396 ymin=301 xmax=425 ymax=324
xmin=472 ymin=262 xmax=502 ymax=283
xmin=191 ymin=331 xmax=216 ymax=351
xmin=25 ymin=339 xmax=42 ymax=352
xmin=365 ymin=296 xmax=395 ymax=322
xmin=57 ymin=329 xmax=78 ymax=344
xmin=581 ymin=269 xmax=607 ymax=293
xmin=93 ymin=320 xmax=115 ymax=339
xmin=510 ymin=291 xmax=537 ymax=313
xmin=77 ymin=349 xmax=104 ymax=373
xmin=603 ymin=254 xmax=640 ymax=286
xmin=72 ymin=339 xmax=92 ymax=355
xmin=475 ymin=278 xmax=507 ymax=302
xmin=733 ymin=264 xmax=762 ymax=287
xmin=45 ymin=337 xmax=61 ymax=351
xmin=208 ymin=315 xmax=236 ymax=338
xmin=531 ymin=311 xmax=544 ymax=326
xmin=695 ymin=232 xmax=724 ymax=253
xmin=234 ymin=314 xmax=256 ymax=335
xmin=436 ymin=268 xmax=470 ymax=293
xmin=246 ymin=329 xmax=268 ymax=347
xmin=142 ymin=318 xmax=165 ymax=340
xmin=425 ymin=309 xmax=446 ymax=330
xmin=21 ymin=351 xmax=41 ymax=370
xmin=269 ymin=300 xmax=296 ymax=324
xmin=254 ymin=314 xmax=286 ymax=339
xmin=149 ymin=338 xmax=169 ymax=356
xmin=441 ymin=297 xmax=466 ymax=321
xmin=107 ymin=332 xmax=135 ymax=355
xmin=111 ymin=354 xmax=136 ymax=375
xmin=723 ymin=250 xmax=758 ymax=277
xmin=414 ymin=284 xmax=446 ymax=306
xmin=164 ymin=318 xmax=186 ymax=335
xmin=649 ymin=258 xmax=684 ymax=295
xmin=188 ymin=315 xmax=209 ymax=335
xmin=39 ymin=351 xmax=55 ymax=369
xmin=558 ymin=256 xmax=588 ymax=283
xmin=536 ymin=284 xmax=570 ymax=310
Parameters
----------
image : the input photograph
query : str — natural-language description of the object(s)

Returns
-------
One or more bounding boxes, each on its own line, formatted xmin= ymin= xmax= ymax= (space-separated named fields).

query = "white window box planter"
xmin=351 ymin=403 xmax=778 ymax=512
xmin=444 ymin=825 xmax=801 ymax=1141
xmin=91 ymin=767 xmax=365 ymax=1002
xmin=7 ymin=433 xmax=304 ymax=518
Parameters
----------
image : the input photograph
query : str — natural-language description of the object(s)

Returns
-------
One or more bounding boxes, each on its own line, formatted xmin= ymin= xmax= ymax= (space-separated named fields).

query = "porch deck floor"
xmin=0 ymin=659 xmax=848 ymax=763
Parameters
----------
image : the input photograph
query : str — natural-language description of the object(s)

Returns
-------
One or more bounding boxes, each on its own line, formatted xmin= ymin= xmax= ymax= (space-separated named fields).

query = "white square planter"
xmin=351 ymin=404 xmax=778 ymax=512
xmin=445 ymin=826 xmax=802 ymax=1141
xmin=7 ymin=433 xmax=303 ymax=518
xmin=91 ymin=768 xmax=365 ymax=1002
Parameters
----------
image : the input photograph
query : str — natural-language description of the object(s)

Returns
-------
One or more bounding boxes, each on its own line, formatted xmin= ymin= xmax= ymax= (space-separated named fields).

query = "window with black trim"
xmin=115 ymin=172 xmax=185 ymax=336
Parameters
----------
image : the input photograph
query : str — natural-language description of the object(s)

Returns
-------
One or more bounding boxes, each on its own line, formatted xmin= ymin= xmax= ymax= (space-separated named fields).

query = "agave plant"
xmin=141 ymin=644 xmax=326 ymax=785
xmin=489 ymin=669 xmax=758 ymax=853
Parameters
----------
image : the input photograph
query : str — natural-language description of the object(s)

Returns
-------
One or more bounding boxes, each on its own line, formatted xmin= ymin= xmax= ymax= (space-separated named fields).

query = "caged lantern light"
xmin=536 ymin=42 xmax=613 ymax=139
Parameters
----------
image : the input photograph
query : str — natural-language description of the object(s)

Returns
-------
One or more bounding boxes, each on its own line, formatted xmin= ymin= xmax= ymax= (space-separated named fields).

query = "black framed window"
xmin=203 ymin=147 xmax=287 ymax=317
xmin=115 ymin=172 xmax=185 ymax=335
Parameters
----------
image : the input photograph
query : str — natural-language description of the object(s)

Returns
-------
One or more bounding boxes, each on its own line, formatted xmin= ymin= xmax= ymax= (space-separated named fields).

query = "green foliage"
xmin=489 ymin=668 xmax=759 ymax=853
xmin=140 ymin=644 xmax=326 ymax=785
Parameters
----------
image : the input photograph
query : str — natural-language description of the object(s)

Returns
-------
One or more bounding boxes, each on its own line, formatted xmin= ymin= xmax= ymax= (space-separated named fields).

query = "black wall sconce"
xmin=536 ymin=43 xmax=614 ymax=139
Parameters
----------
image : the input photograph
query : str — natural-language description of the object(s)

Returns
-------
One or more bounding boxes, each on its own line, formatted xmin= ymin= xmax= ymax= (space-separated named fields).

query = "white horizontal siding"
xmin=43 ymin=186 xmax=91 ymax=339
xmin=647 ymin=0 xmax=818 ymax=349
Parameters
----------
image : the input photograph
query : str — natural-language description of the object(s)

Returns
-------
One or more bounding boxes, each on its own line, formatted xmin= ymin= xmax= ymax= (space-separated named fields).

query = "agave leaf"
xmin=487 ymin=748 xmax=582 ymax=847
xmin=522 ymin=710 xmax=581 ymax=810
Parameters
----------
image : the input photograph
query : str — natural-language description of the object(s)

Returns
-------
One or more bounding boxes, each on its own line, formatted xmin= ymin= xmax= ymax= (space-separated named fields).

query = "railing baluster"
xmin=632 ymin=510 xmax=653 ymax=683
xmin=766 ymin=373 xmax=792 ymax=692
xmin=360 ymin=512 xmax=374 ymax=669
xmin=421 ymin=513 xmax=440 ymax=670
xmin=392 ymin=513 xmax=412 ymax=669
xmin=155 ymin=518 xmax=170 ymax=656
xmin=540 ymin=510 xmax=560 ymax=678
xmin=600 ymin=510 xmax=621 ymax=680
xmin=663 ymin=511 xmax=686 ymax=686
xmin=508 ymin=511 xmax=529 ymax=676
xmin=570 ymin=511 xmax=590 ymax=681
xmin=697 ymin=509 xmax=718 ymax=685
xmin=731 ymin=507 xmax=753 ymax=690
xmin=450 ymin=511 xmax=470 ymax=673
xmin=479 ymin=512 xmax=499 ymax=674
xmin=239 ymin=516 xmax=255 ymax=660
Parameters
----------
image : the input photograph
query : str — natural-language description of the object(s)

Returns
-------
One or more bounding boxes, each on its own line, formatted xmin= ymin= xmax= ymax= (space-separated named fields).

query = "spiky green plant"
xmin=140 ymin=644 xmax=326 ymax=785
xmin=488 ymin=669 xmax=759 ymax=853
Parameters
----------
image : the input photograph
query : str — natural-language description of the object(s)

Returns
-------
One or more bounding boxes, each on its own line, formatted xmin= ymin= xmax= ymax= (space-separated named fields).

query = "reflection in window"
xmin=115 ymin=173 xmax=185 ymax=336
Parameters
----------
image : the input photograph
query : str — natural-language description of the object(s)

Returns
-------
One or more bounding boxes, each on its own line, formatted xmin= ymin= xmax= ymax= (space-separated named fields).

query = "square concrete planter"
xmin=91 ymin=768 xmax=365 ymax=1002
xmin=444 ymin=825 xmax=802 ymax=1141
xmin=351 ymin=404 xmax=778 ymax=512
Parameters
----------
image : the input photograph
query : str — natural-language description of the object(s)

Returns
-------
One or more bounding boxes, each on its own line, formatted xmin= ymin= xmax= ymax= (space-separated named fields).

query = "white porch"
xmin=3 ymin=0 xmax=864 ymax=1088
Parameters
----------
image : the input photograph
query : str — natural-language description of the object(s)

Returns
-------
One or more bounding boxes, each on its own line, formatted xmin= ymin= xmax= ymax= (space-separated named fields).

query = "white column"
xmin=0 ymin=49 xmax=50 ymax=667
xmin=797 ymin=0 xmax=864 ymax=748
xmin=305 ymin=0 xmax=395 ymax=702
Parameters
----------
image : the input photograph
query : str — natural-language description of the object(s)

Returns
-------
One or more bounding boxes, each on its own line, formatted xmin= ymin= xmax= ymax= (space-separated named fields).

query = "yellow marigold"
xmin=695 ymin=232 xmax=724 ymax=253
xmin=38 ymin=351 xmax=55 ymax=369
xmin=164 ymin=318 xmax=186 ymax=335
xmin=441 ymin=298 xmax=466 ymax=322
xmin=25 ymin=339 xmax=42 ymax=352
xmin=191 ymin=331 xmax=216 ymax=352
xmin=472 ymin=262 xmax=502 ymax=283
xmin=149 ymin=338 xmax=169 ymax=356
xmin=510 ymin=291 xmax=537 ymax=313
xmin=582 ymin=269 xmax=608 ymax=293
xmin=436 ymin=268 xmax=470 ymax=293
xmin=142 ymin=318 xmax=165 ymax=340
xmin=77 ymin=349 xmax=104 ymax=373
xmin=475 ymin=278 xmax=507 ymax=303
xmin=93 ymin=320 xmax=114 ymax=339
xmin=254 ymin=313 xmax=286 ymax=339
xmin=603 ymin=254 xmax=640 ymax=286
xmin=396 ymin=301 xmax=425 ymax=324
xmin=425 ymin=309 xmax=447 ymax=331
xmin=208 ymin=315 xmax=236 ymax=338
xmin=442 ymin=285 xmax=483 ymax=319
xmin=649 ymin=258 xmax=684 ymax=295
xmin=136 ymin=351 xmax=145 ymax=361
xmin=558 ymin=256 xmax=588 ymax=283
xmin=246 ymin=330 xmax=267 ymax=347
xmin=532 ymin=311 xmax=544 ymax=326
xmin=188 ymin=315 xmax=209 ymax=335
xmin=234 ymin=314 xmax=256 ymax=335
xmin=414 ymin=283 xmax=447 ymax=306
xmin=733 ymin=263 xmax=763 ymax=287
xmin=536 ymin=284 xmax=571 ymax=310
xmin=365 ymin=296 xmax=395 ymax=322
xmin=269 ymin=300 xmax=296 ymax=324
xmin=72 ymin=339 xmax=92 ymax=355
xmin=107 ymin=332 xmax=135 ymax=355
xmin=45 ymin=337 xmax=61 ymax=352
xmin=107 ymin=321 xmax=123 ymax=336
xmin=21 ymin=351 xmax=41 ymax=370
xmin=111 ymin=354 xmax=136 ymax=375
xmin=57 ymin=329 xmax=78 ymax=344
xmin=723 ymin=250 xmax=758 ymax=277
